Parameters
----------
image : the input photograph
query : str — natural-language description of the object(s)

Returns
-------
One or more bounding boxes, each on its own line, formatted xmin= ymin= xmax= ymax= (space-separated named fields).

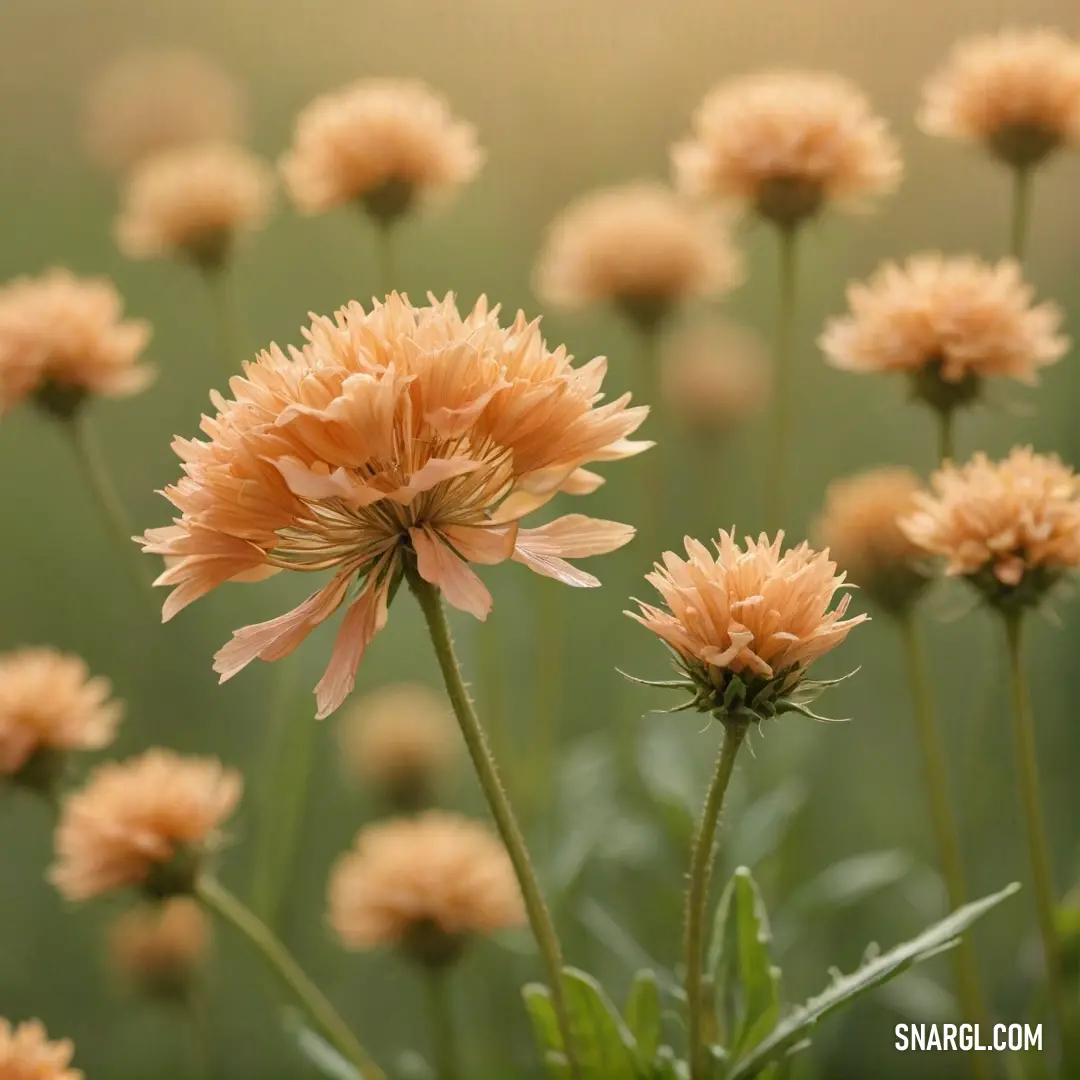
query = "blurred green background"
xmin=2 ymin=0 xmax=1080 ymax=1076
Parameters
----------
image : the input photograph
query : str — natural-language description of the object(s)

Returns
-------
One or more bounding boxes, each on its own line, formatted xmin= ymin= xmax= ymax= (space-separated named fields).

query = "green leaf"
xmin=625 ymin=969 xmax=662 ymax=1064
xmin=522 ymin=984 xmax=571 ymax=1080
xmin=561 ymin=967 xmax=638 ymax=1080
xmin=726 ymin=883 xmax=1021 ymax=1080
xmin=709 ymin=868 xmax=782 ymax=1057
xmin=281 ymin=1009 xmax=363 ymax=1080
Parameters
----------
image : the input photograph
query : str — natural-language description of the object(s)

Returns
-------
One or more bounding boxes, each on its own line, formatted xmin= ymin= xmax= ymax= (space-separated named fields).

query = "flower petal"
xmin=441 ymin=522 xmax=518 ymax=564
xmin=385 ymin=457 xmax=484 ymax=505
xmin=410 ymin=526 xmax=493 ymax=619
xmin=515 ymin=515 xmax=635 ymax=558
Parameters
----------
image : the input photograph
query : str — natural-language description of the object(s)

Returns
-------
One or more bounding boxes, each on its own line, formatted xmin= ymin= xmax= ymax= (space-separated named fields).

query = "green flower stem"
xmin=899 ymin=612 xmax=992 ymax=1080
xmin=638 ymin=324 xmax=664 ymax=556
xmin=409 ymin=573 xmax=581 ymax=1080
xmin=196 ymin=876 xmax=385 ymax=1080
xmin=249 ymin=657 xmax=312 ymax=931
xmin=1009 ymin=166 xmax=1033 ymax=263
xmin=63 ymin=413 xmax=158 ymax=616
xmin=424 ymin=969 xmax=460 ymax=1080
xmin=376 ymin=223 xmax=397 ymax=296
xmin=1003 ymin=613 xmax=1071 ymax=1060
xmin=205 ymin=265 xmax=243 ymax=375
xmin=529 ymin=577 xmax=565 ymax=818
xmin=764 ymin=225 xmax=800 ymax=533
xmin=686 ymin=721 xmax=747 ymax=1080
xmin=183 ymin=988 xmax=212 ymax=1080
xmin=937 ymin=408 xmax=955 ymax=465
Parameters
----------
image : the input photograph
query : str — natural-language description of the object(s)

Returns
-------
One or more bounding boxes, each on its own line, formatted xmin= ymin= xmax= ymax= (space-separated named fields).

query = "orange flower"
xmin=0 ymin=270 xmax=152 ymax=416
xmin=138 ymin=293 xmax=647 ymax=718
xmin=328 ymin=812 xmax=524 ymax=965
xmin=0 ymin=1019 xmax=81 ymax=1080
xmin=533 ymin=183 xmax=743 ymax=330
xmin=339 ymin=683 xmax=457 ymax=810
xmin=920 ymin=28 xmax=1080 ymax=168
xmin=109 ymin=898 xmax=210 ymax=998
xmin=673 ymin=72 xmax=901 ymax=227
xmin=0 ymin=647 xmax=122 ymax=779
xmin=116 ymin=143 xmax=275 ymax=268
xmin=280 ymin=79 xmax=482 ymax=220
xmin=900 ymin=447 xmax=1080 ymax=607
xmin=51 ymin=749 xmax=242 ymax=902
xmin=821 ymin=256 xmax=1066 ymax=412
xmin=628 ymin=530 xmax=866 ymax=720
xmin=816 ymin=468 xmax=930 ymax=614
xmin=82 ymin=48 xmax=246 ymax=175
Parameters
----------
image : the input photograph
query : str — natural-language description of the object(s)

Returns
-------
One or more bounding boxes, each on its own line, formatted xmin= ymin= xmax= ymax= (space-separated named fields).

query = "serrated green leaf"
xmin=281 ymin=1009 xmax=363 ymax=1080
xmin=625 ymin=969 xmax=662 ymax=1064
xmin=726 ymin=883 xmax=1020 ymax=1080
xmin=655 ymin=1045 xmax=690 ymax=1080
xmin=708 ymin=868 xmax=781 ymax=1058
xmin=561 ymin=967 xmax=638 ymax=1080
xmin=522 ymin=984 xmax=571 ymax=1080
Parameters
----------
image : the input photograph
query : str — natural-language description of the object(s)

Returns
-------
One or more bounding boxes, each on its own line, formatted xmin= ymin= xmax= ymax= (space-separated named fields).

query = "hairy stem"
xmin=409 ymin=572 xmax=580 ymax=1080
xmin=686 ymin=722 xmax=746 ymax=1080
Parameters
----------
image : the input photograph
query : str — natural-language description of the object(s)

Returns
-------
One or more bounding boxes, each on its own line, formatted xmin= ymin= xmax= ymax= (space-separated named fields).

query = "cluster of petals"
xmin=900 ymin=447 xmax=1080 ymax=587
xmin=919 ymin=27 xmax=1080 ymax=150
xmin=0 ymin=269 xmax=152 ymax=413
xmin=534 ymin=183 xmax=743 ymax=313
xmin=0 ymin=1019 xmax=81 ymax=1080
xmin=821 ymin=254 xmax=1067 ymax=385
xmin=328 ymin=811 xmax=525 ymax=950
xmin=0 ymin=647 xmax=122 ymax=776
xmin=138 ymin=293 xmax=647 ymax=718
xmin=116 ymin=143 xmax=275 ymax=262
xmin=51 ymin=749 xmax=242 ymax=901
xmin=280 ymin=78 xmax=482 ymax=214
xmin=672 ymin=71 xmax=901 ymax=211
xmin=628 ymin=530 xmax=866 ymax=688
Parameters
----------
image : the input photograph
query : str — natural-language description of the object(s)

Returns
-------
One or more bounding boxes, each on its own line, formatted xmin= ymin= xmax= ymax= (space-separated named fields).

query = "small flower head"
xmin=627 ymin=531 xmax=867 ymax=723
xmin=109 ymin=898 xmax=211 ymax=1001
xmin=116 ymin=143 xmax=275 ymax=270
xmin=138 ymin=293 xmax=646 ymax=719
xmin=816 ymin=468 xmax=932 ymax=615
xmin=660 ymin=318 xmax=771 ymax=437
xmin=280 ymin=79 xmax=483 ymax=223
xmin=900 ymin=447 xmax=1080 ymax=612
xmin=919 ymin=28 xmax=1080 ymax=169
xmin=0 ymin=1019 xmax=81 ymax=1080
xmin=339 ymin=683 xmax=457 ymax=812
xmin=0 ymin=269 xmax=153 ymax=419
xmin=83 ymin=48 xmax=246 ymax=175
xmin=672 ymin=72 xmax=902 ymax=228
xmin=0 ymin=647 xmax=122 ymax=793
xmin=328 ymin=811 xmax=524 ymax=968
xmin=51 ymin=749 xmax=242 ymax=902
xmin=821 ymin=255 xmax=1067 ymax=418
xmin=534 ymin=184 xmax=743 ymax=333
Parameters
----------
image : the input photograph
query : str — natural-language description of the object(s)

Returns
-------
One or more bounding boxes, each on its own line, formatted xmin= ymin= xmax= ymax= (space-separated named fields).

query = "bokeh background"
xmin=2 ymin=0 xmax=1080 ymax=1076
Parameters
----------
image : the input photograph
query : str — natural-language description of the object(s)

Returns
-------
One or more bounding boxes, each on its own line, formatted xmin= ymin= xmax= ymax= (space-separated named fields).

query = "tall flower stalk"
xmin=764 ymin=225 xmax=799 ymax=530
xmin=1009 ymin=165 xmax=1034 ymax=262
xmin=409 ymin=572 xmax=581 ymax=1078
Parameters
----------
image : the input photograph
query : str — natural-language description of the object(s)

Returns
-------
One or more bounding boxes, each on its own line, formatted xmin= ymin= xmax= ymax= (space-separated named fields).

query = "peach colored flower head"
xmin=660 ymin=318 xmax=771 ymax=436
xmin=0 ymin=647 xmax=122 ymax=780
xmin=51 ymin=749 xmax=242 ymax=902
xmin=672 ymin=71 xmax=902 ymax=227
xmin=533 ymin=183 xmax=743 ymax=331
xmin=919 ymin=28 xmax=1080 ymax=168
xmin=116 ymin=143 xmax=275 ymax=268
xmin=339 ymin=683 xmax=457 ymax=809
xmin=821 ymin=255 xmax=1067 ymax=414
xmin=328 ymin=811 xmax=524 ymax=965
xmin=0 ymin=1019 xmax=81 ymax=1080
xmin=109 ymin=898 xmax=210 ymax=997
xmin=138 ymin=293 xmax=647 ymax=719
xmin=627 ymin=530 xmax=867 ymax=721
xmin=900 ymin=447 xmax=1080 ymax=608
xmin=83 ymin=48 xmax=246 ymax=175
xmin=816 ymin=468 xmax=931 ymax=614
xmin=0 ymin=269 xmax=153 ymax=416
xmin=280 ymin=79 xmax=483 ymax=220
